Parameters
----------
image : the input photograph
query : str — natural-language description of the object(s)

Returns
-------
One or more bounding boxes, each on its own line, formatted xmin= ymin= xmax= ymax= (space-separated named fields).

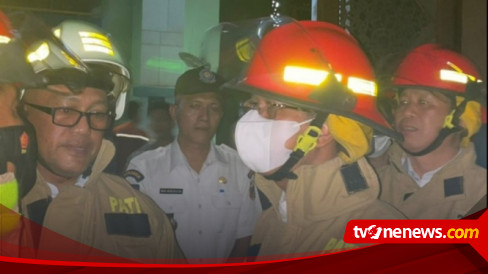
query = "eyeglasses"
xmin=24 ymin=102 xmax=114 ymax=131
xmin=242 ymin=98 xmax=312 ymax=118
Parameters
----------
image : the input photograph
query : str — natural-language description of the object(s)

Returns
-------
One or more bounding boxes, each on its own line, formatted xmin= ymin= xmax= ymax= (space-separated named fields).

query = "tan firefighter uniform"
xmin=250 ymin=157 xmax=405 ymax=259
xmin=20 ymin=140 xmax=185 ymax=261
xmin=378 ymin=142 xmax=487 ymax=219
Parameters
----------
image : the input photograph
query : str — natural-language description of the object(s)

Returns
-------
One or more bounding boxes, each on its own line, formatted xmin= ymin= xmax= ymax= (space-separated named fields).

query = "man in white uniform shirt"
xmin=125 ymin=66 xmax=261 ymax=263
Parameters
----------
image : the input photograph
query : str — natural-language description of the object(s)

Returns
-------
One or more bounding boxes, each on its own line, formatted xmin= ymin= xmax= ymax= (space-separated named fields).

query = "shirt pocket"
xmin=157 ymin=193 xmax=187 ymax=213
xmin=157 ymin=194 xmax=188 ymax=232
xmin=210 ymin=192 xmax=242 ymax=234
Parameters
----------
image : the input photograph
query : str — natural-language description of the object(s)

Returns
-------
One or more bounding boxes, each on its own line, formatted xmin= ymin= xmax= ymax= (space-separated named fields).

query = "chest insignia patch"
xmin=340 ymin=162 xmax=368 ymax=194
xmin=218 ymin=176 xmax=227 ymax=184
xmin=124 ymin=169 xmax=145 ymax=182
xmin=444 ymin=177 xmax=464 ymax=197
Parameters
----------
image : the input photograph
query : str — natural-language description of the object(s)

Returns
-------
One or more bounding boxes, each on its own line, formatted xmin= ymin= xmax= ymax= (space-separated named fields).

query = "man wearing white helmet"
xmin=18 ymin=20 xmax=184 ymax=262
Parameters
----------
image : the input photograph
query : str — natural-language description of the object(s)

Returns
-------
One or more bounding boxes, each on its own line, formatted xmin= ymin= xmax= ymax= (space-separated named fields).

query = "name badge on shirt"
xmin=160 ymin=188 xmax=183 ymax=194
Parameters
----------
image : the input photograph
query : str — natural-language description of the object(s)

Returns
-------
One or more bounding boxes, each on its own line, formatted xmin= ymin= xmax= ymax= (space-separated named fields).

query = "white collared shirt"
xmin=46 ymin=175 xmax=90 ymax=199
xmin=278 ymin=190 xmax=288 ymax=223
xmin=126 ymin=141 xmax=261 ymax=262
xmin=402 ymin=149 xmax=463 ymax=188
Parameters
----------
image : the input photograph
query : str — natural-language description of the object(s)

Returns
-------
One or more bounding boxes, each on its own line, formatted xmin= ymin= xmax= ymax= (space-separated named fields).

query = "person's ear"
xmin=316 ymin=122 xmax=334 ymax=148
xmin=169 ymin=104 xmax=178 ymax=124
xmin=18 ymin=102 xmax=29 ymax=118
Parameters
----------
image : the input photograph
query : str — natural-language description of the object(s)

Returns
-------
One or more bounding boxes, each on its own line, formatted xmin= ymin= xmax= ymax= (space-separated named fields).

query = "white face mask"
xmin=368 ymin=134 xmax=392 ymax=158
xmin=234 ymin=110 xmax=312 ymax=173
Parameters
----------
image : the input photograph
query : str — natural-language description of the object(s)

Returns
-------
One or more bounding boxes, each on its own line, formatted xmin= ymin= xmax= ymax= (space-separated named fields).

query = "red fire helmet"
xmin=226 ymin=19 xmax=399 ymax=138
xmin=393 ymin=43 xmax=481 ymax=94
xmin=387 ymin=43 xmax=486 ymax=125
xmin=0 ymin=10 xmax=13 ymax=43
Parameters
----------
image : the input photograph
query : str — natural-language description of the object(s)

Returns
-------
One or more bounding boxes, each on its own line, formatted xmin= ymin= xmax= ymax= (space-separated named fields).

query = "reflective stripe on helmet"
xmin=25 ymin=20 xmax=130 ymax=120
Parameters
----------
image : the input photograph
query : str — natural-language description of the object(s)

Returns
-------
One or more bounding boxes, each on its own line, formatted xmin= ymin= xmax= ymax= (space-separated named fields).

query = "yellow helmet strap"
xmin=263 ymin=112 xmax=327 ymax=181
xmin=402 ymin=97 xmax=467 ymax=157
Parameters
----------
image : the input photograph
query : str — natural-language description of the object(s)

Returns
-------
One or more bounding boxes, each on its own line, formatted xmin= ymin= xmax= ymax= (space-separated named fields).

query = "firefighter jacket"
xmin=19 ymin=140 xmax=185 ymax=262
xmin=378 ymin=143 xmax=487 ymax=219
xmin=250 ymin=156 xmax=405 ymax=260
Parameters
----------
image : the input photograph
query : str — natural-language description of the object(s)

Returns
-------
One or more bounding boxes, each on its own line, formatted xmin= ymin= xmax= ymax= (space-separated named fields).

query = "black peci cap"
xmin=174 ymin=66 xmax=225 ymax=96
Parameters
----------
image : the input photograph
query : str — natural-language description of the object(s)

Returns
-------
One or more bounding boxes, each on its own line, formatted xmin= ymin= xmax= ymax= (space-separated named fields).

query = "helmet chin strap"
xmin=264 ymin=112 xmax=328 ymax=181
xmin=400 ymin=98 xmax=468 ymax=157
xmin=400 ymin=125 xmax=464 ymax=157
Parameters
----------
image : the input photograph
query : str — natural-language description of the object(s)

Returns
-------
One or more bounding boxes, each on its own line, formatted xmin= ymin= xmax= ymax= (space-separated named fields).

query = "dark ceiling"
xmin=0 ymin=0 xmax=103 ymax=27
xmin=0 ymin=0 xmax=102 ymax=16
xmin=220 ymin=0 xmax=311 ymax=22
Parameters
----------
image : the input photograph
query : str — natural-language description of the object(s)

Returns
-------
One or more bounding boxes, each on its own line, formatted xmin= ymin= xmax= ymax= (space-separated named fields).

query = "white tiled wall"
xmin=139 ymin=0 xmax=186 ymax=91
xmin=137 ymin=0 xmax=219 ymax=92
xmin=140 ymin=44 xmax=161 ymax=85
xmin=134 ymin=0 xmax=218 ymax=130
xmin=142 ymin=30 xmax=161 ymax=45
xmin=142 ymin=0 xmax=170 ymax=32
xmin=167 ymin=0 xmax=185 ymax=32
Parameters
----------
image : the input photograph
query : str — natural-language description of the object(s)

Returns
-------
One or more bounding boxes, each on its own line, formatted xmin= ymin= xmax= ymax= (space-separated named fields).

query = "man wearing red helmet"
xmin=377 ymin=43 xmax=486 ymax=219
xmin=226 ymin=18 xmax=404 ymax=260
